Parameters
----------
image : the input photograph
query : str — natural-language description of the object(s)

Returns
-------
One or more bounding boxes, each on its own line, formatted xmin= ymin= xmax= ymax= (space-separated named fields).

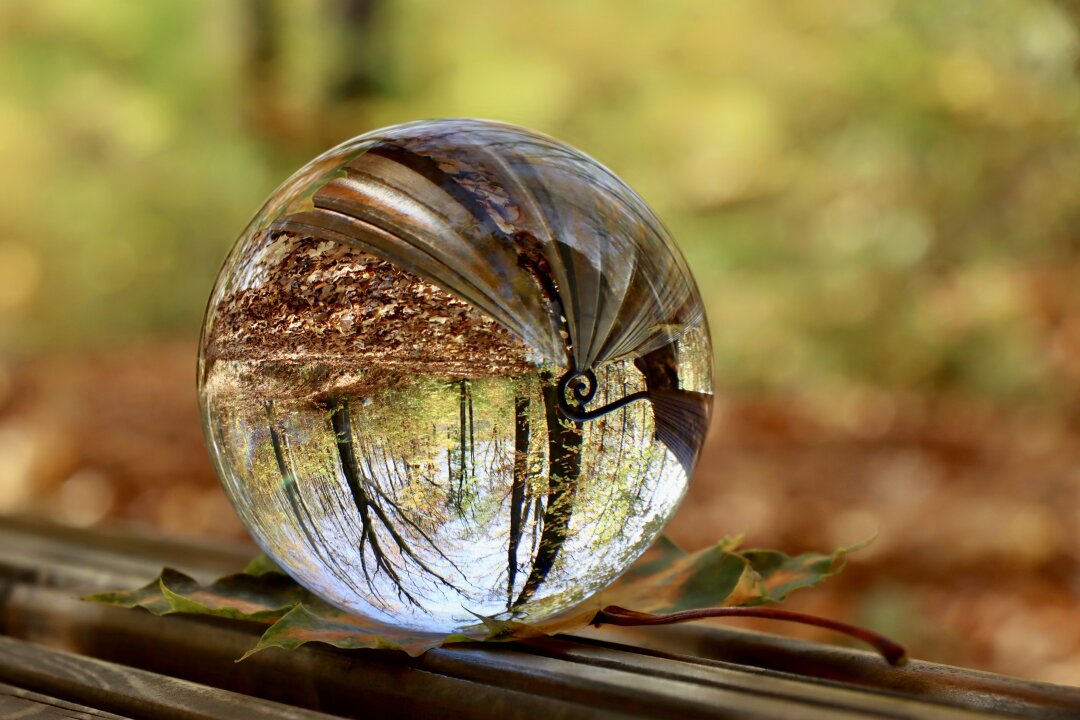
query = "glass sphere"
xmin=198 ymin=119 xmax=712 ymax=632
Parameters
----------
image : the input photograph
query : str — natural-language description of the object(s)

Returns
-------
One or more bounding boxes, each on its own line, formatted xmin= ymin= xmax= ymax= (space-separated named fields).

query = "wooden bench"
xmin=1 ymin=516 xmax=1077 ymax=719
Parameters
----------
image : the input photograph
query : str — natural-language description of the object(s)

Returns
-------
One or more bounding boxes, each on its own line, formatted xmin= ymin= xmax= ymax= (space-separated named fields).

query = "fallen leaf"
xmin=84 ymin=535 xmax=865 ymax=659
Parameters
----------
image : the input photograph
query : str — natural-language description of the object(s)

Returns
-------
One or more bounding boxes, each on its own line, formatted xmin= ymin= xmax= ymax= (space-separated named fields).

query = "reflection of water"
xmin=203 ymin=359 xmax=694 ymax=631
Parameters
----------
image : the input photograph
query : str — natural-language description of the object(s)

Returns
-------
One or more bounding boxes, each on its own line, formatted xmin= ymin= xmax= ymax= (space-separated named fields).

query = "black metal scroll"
xmin=556 ymin=368 xmax=650 ymax=422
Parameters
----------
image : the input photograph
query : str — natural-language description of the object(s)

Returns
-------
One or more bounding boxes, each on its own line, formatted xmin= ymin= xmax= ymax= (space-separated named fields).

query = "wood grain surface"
xmin=2 ymin=517 xmax=1079 ymax=719
xmin=0 ymin=636 xmax=340 ymax=720
xmin=0 ymin=681 xmax=132 ymax=720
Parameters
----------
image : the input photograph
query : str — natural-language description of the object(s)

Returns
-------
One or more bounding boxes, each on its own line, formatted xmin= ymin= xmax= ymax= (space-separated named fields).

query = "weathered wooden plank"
xmin=511 ymin=636 xmax=992 ymax=720
xmin=0 ymin=516 xmax=255 ymax=573
xmin=583 ymin=624 xmax=1080 ymax=719
xmin=0 ymin=574 xmax=1026 ymax=717
xmin=0 ymin=681 xmax=133 ymax=719
xmin=3 ymin=582 xmax=640 ymax=720
xmin=3 ymin=584 xmax=864 ymax=720
xmin=0 ymin=636 xmax=344 ymax=720
xmin=2 ymin=517 xmax=1078 ymax=719
xmin=0 ymin=518 xmax=253 ymax=591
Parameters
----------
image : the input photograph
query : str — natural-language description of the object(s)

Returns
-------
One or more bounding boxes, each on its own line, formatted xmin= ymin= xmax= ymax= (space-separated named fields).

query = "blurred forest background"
xmin=1 ymin=0 xmax=1080 ymax=684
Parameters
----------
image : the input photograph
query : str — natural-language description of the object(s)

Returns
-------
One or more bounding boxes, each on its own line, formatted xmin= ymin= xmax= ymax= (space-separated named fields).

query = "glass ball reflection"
xmin=198 ymin=119 xmax=712 ymax=632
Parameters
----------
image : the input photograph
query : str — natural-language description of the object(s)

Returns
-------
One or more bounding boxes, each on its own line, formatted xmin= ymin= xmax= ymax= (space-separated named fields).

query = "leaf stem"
xmin=593 ymin=605 xmax=907 ymax=666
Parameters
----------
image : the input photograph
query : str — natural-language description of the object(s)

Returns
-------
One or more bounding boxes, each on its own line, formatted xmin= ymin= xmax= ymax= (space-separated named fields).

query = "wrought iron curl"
xmin=557 ymin=367 xmax=650 ymax=422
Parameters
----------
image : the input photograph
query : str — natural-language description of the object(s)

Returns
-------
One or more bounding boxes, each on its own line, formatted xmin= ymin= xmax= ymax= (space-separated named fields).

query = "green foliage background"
xmin=2 ymin=0 xmax=1079 ymax=403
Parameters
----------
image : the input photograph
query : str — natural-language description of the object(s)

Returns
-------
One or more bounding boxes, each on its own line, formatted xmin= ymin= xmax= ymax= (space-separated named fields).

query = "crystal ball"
xmin=198 ymin=119 xmax=712 ymax=632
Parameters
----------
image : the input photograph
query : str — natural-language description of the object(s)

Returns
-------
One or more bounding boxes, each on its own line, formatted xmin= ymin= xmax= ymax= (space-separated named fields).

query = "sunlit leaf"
xmin=742 ymin=547 xmax=849 ymax=605
xmin=597 ymin=537 xmax=753 ymax=614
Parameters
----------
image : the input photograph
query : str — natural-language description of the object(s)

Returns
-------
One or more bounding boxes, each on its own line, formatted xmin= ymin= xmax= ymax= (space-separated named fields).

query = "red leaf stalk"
xmin=593 ymin=605 xmax=907 ymax=666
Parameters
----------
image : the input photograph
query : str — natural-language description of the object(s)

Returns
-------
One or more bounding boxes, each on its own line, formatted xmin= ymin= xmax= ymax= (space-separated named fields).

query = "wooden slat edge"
xmin=0 ymin=680 xmax=134 ymax=719
xmin=578 ymin=625 xmax=1080 ymax=719
xmin=0 ymin=635 xmax=344 ymax=720
xmin=3 ymin=515 xmax=1078 ymax=718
